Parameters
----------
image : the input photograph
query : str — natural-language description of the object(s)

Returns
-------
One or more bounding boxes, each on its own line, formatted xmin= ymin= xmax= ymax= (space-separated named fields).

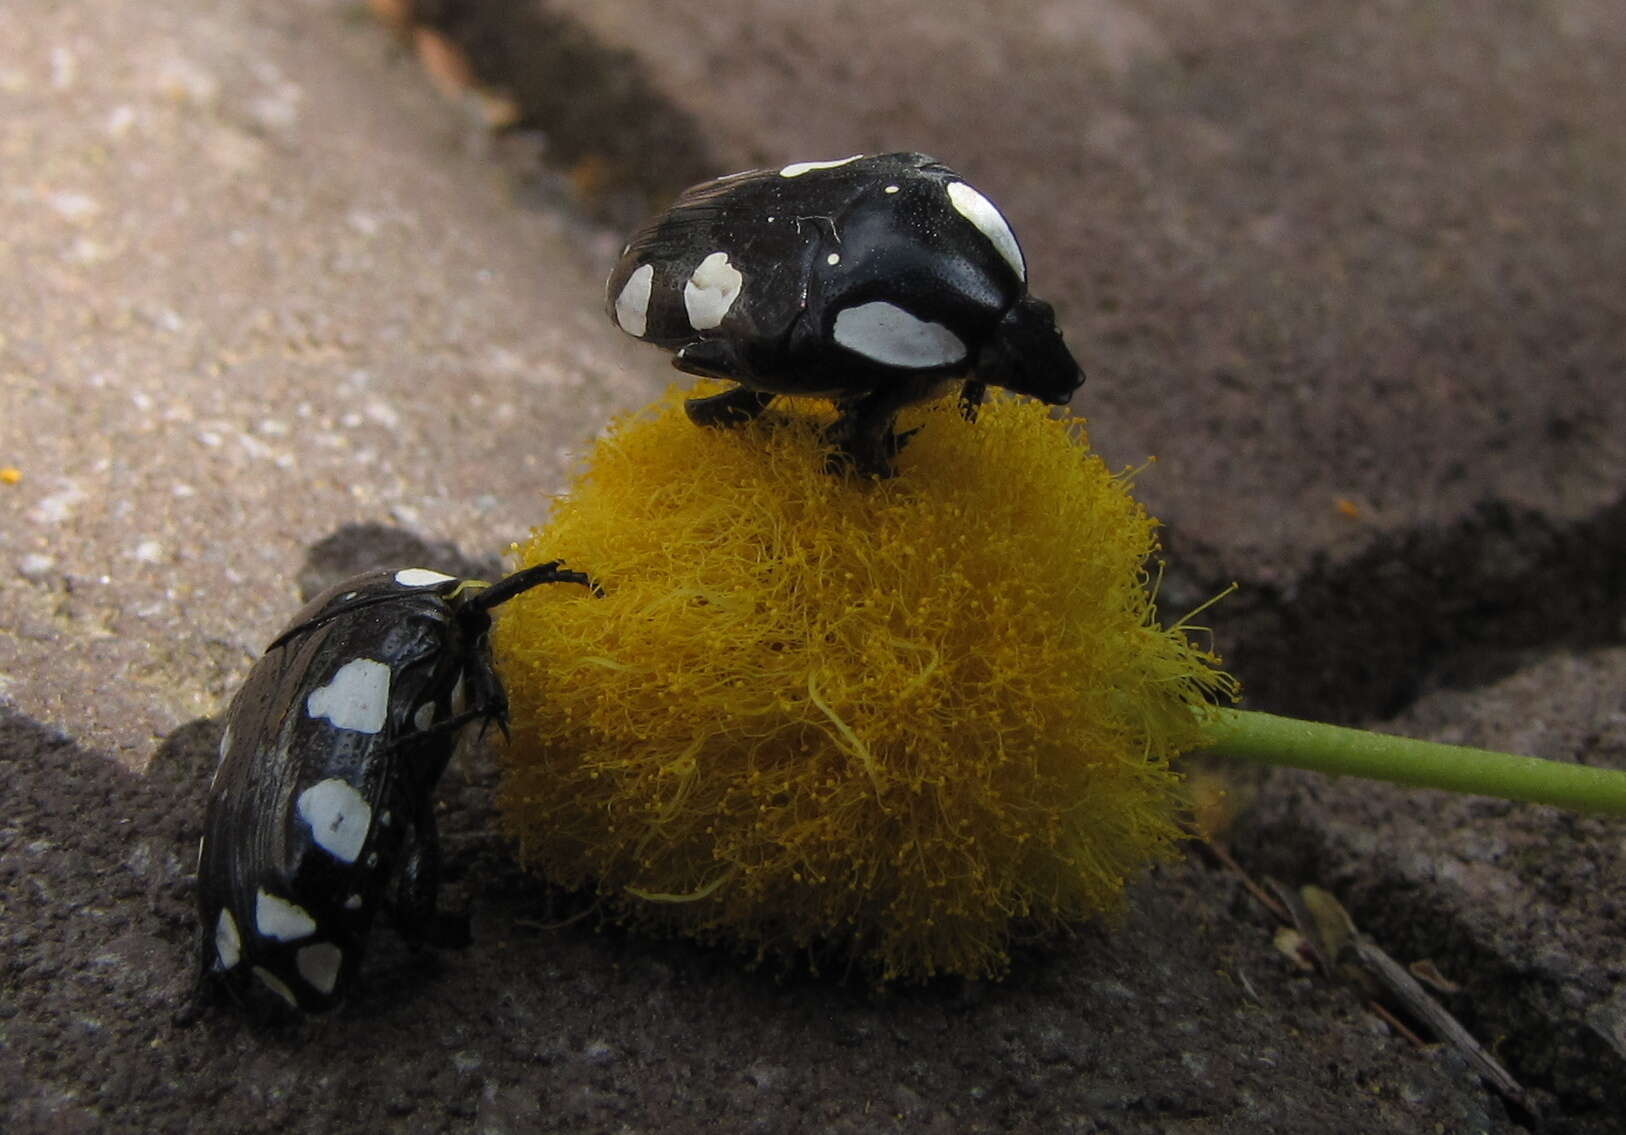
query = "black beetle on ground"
xmin=182 ymin=561 xmax=595 ymax=1019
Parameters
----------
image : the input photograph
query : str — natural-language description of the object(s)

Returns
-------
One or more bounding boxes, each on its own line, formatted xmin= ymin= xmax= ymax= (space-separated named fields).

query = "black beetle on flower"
xmin=606 ymin=152 xmax=1084 ymax=477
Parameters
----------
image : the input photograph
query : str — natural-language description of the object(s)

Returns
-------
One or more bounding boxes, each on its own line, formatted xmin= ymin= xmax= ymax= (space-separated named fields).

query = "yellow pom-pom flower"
xmin=493 ymin=385 xmax=1235 ymax=980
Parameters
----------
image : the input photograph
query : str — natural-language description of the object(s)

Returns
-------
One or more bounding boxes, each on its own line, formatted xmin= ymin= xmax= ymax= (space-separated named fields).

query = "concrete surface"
xmin=3 ymin=0 xmax=1624 ymax=1130
xmin=0 ymin=0 xmax=655 ymax=768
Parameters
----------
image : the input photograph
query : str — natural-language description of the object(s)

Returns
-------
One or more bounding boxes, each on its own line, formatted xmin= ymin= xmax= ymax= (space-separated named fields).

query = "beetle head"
xmin=977 ymin=297 xmax=1085 ymax=405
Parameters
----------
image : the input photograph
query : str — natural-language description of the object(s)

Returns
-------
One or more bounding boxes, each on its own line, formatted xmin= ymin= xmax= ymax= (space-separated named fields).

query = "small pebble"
xmin=18 ymin=554 xmax=56 ymax=581
xmin=29 ymin=486 xmax=83 ymax=525
xmin=48 ymin=191 xmax=100 ymax=222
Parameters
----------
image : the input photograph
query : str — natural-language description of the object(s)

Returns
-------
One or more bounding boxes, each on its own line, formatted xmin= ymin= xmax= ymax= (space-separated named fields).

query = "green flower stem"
xmin=1204 ymin=708 xmax=1626 ymax=816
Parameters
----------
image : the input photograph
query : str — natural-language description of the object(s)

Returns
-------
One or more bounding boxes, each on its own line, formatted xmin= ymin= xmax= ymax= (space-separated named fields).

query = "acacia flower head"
xmin=494 ymin=384 xmax=1235 ymax=980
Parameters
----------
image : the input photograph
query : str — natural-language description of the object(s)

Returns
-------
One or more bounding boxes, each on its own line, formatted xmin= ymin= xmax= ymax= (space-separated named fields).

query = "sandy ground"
xmin=2 ymin=1 xmax=1623 ymax=1131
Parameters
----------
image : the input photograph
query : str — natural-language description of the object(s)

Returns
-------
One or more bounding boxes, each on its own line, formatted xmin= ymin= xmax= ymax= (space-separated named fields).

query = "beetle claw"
xmin=958 ymin=380 xmax=987 ymax=422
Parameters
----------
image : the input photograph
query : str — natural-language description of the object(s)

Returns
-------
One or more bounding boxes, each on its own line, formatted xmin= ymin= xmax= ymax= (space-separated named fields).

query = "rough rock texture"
xmin=3 ymin=0 xmax=1623 ymax=1130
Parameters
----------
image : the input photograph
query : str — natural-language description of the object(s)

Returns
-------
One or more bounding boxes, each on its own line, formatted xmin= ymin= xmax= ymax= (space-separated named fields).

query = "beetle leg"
xmin=825 ymin=425 xmax=918 ymax=478
xmin=673 ymin=316 xmax=773 ymax=428
xmin=826 ymin=377 xmax=940 ymax=478
xmin=958 ymin=379 xmax=987 ymax=422
xmin=825 ymin=407 xmax=899 ymax=479
xmin=473 ymin=562 xmax=600 ymax=608
xmin=684 ymin=384 xmax=776 ymax=429
xmin=392 ymin=808 xmax=471 ymax=950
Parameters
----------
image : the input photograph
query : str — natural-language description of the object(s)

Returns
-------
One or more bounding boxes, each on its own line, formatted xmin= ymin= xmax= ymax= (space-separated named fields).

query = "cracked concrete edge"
xmin=1237 ymin=645 xmax=1626 ymax=1114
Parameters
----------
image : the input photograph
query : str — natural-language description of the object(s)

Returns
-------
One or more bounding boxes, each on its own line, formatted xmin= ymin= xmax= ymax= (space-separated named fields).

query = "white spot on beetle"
xmin=215 ymin=908 xmax=242 ymax=969
xmin=366 ymin=852 xmax=379 ymax=868
xmin=344 ymin=894 xmax=364 ymax=911
xmin=296 ymin=942 xmax=344 ymax=996
xmin=256 ymin=888 xmax=317 ymax=942
xmin=613 ymin=263 xmax=655 ymax=337
xmin=413 ymin=701 xmax=435 ymax=732
xmin=883 ymin=184 xmax=900 ymax=194
xmin=394 ymin=567 xmax=454 ymax=588
xmin=296 ymin=778 xmax=372 ymax=863
xmin=253 ymin=966 xmax=300 ymax=1009
xmin=826 ymin=253 xmax=841 ymax=266
xmin=832 ymin=301 xmax=967 ymax=368
xmin=946 ymin=182 xmax=1025 ymax=280
xmin=683 ymin=251 xmax=743 ymax=330
xmin=306 ymin=658 xmax=391 ymax=734
xmin=779 ymin=155 xmax=863 ymax=177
